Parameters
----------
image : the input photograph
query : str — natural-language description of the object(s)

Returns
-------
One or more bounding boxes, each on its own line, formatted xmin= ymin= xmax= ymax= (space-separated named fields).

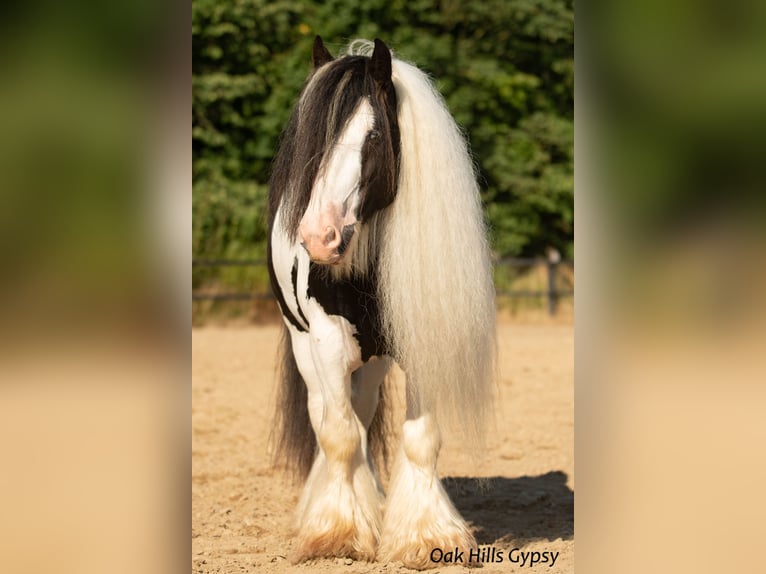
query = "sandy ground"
xmin=192 ymin=322 xmax=573 ymax=573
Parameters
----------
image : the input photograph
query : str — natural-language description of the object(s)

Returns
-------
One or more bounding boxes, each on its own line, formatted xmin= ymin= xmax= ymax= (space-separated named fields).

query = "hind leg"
xmin=378 ymin=402 xmax=476 ymax=569
xmin=350 ymin=357 xmax=390 ymax=430
xmin=286 ymin=318 xmax=383 ymax=562
xmin=350 ymin=357 xmax=391 ymax=485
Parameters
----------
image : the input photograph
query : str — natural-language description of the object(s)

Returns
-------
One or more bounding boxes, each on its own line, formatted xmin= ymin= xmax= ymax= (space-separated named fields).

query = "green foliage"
xmin=192 ymin=0 xmax=574 ymax=273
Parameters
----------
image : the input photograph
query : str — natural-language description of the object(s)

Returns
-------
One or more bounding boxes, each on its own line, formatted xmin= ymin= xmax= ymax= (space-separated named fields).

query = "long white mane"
xmin=347 ymin=41 xmax=496 ymax=445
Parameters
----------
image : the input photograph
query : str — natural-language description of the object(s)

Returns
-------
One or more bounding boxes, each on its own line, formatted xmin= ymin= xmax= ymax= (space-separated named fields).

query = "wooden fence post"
xmin=546 ymin=248 xmax=561 ymax=317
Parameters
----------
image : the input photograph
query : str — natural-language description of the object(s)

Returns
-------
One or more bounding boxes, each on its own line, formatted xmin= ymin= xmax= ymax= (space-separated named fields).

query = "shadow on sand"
xmin=443 ymin=471 xmax=574 ymax=545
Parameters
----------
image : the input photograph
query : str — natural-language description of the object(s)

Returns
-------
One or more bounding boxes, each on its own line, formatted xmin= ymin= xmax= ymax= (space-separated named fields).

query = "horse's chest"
xmin=306 ymin=266 xmax=385 ymax=362
xmin=269 ymin=230 xmax=386 ymax=363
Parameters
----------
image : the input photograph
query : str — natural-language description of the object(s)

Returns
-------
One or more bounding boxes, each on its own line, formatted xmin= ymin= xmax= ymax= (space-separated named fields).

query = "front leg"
xmin=286 ymin=313 xmax=383 ymax=562
xmin=378 ymin=411 xmax=477 ymax=569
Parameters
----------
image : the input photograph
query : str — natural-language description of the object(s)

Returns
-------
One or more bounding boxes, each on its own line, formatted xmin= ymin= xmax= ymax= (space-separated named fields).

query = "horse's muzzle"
xmin=299 ymin=205 xmax=356 ymax=264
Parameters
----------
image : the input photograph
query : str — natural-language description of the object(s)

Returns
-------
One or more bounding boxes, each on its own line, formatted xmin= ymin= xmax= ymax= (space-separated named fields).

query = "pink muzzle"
xmin=299 ymin=203 xmax=356 ymax=264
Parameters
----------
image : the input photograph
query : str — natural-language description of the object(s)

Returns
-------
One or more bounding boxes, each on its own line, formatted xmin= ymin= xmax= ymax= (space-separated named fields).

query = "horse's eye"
xmin=368 ymin=130 xmax=380 ymax=141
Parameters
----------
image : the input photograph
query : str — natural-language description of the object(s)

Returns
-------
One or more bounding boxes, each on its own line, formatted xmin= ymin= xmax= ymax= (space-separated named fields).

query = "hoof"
xmin=379 ymin=526 xmax=477 ymax=570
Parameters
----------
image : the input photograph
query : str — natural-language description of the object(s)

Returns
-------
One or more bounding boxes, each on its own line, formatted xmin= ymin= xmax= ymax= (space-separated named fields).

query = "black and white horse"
xmin=267 ymin=37 xmax=495 ymax=569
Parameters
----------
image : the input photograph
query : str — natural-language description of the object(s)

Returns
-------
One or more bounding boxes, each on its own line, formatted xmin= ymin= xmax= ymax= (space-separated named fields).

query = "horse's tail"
xmin=270 ymin=326 xmax=316 ymax=482
xmin=271 ymin=326 xmax=392 ymax=482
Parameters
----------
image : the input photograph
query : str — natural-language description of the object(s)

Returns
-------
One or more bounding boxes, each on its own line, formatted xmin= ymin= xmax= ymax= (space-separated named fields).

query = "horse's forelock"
xmin=271 ymin=55 xmax=400 ymax=244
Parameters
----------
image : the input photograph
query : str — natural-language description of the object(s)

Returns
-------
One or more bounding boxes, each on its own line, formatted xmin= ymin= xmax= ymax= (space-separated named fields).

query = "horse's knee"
xmin=401 ymin=414 xmax=441 ymax=468
xmin=316 ymin=408 xmax=362 ymax=464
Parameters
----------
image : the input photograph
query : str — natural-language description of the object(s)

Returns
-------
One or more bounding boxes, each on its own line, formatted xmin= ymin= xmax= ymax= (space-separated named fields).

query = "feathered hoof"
xmin=290 ymin=454 xmax=383 ymax=563
xmin=378 ymin=526 xmax=478 ymax=570
xmin=288 ymin=515 xmax=377 ymax=564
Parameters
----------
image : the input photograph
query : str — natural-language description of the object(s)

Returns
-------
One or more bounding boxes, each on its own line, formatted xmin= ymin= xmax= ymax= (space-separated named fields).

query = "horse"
xmin=267 ymin=36 xmax=496 ymax=569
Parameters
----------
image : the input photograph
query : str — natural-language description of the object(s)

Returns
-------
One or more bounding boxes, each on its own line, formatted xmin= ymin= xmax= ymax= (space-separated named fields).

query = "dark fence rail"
xmin=192 ymin=257 xmax=574 ymax=315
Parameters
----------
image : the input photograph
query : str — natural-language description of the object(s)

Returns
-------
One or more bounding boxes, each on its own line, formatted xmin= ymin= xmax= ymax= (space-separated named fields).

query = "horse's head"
xmin=295 ymin=37 xmax=400 ymax=266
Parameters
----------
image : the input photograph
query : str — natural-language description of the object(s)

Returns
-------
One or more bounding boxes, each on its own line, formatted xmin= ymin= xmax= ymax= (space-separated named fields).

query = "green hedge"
xmin=192 ymin=0 xmax=574 ymax=288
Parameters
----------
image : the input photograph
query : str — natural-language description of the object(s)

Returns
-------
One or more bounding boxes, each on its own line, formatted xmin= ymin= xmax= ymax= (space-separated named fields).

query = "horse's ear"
xmin=369 ymin=38 xmax=392 ymax=86
xmin=312 ymin=36 xmax=334 ymax=69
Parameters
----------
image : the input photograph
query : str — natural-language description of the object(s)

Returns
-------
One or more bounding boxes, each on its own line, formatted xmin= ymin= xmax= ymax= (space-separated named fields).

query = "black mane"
xmin=268 ymin=52 xmax=400 ymax=242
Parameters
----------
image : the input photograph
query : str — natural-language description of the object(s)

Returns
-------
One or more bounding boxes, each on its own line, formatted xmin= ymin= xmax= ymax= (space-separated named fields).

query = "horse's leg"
xmin=286 ymin=316 xmax=383 ymax=563
xmin=350 ymin=357 xmax=391 ymax=483
xmin=350 ymin=357 xmax=390 ymax=430
xmin=378 ymin=401 xmax=476 ymax=569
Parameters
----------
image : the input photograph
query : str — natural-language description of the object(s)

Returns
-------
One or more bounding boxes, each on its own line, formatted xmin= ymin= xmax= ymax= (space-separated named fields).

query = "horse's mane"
xmin=346 ymin=41 xmax=496 ymax=446
xmin=269 ymin=54 xmax=385 ymax=244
